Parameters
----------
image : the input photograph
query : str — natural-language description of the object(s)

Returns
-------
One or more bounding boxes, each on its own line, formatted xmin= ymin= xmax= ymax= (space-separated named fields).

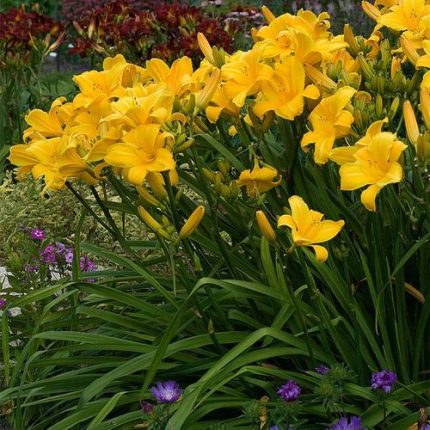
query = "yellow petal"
xmin=361 ymin=184 xmax=381 ymax=211
xmin=340 ymin=163 xmax=371 ymax=190
xmin=277 ymin=214 xmax=297 ymax=230
xmin=330 ymin=146 xmax=359 ymax=165
xmin=311 ymin=220 xmax=345 ymax=243
xmin=310 ymin=245 xmax=329 ymax=262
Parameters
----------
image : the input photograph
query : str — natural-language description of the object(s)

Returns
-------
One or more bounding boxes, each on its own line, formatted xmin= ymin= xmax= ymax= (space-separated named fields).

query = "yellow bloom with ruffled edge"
xmin=104 ymin=124 xmax=175 ymax=186
xmin=146 ymin=57 xmax=193 ymax=98
xmin=221 ymin=48 xmax=274 ymax=108
xmin=337 ymin=124 xmax=407 ymax=212
xmin=253 ymin=56 xmax=320 ymax=121
xmin=277 ymin=195 xmax=345 ymax=262
xmin=253 ymin=9 xmax=347 ymax=65
xmin=301 ymin=86 xmax=356 ymax=165
xmin=378 ymin=0 xmax=430 ymax=33
xmin=330 ymin=118 xmax=389 ymax=164
xmin=236 ymin=162 xmax=281 ymax=198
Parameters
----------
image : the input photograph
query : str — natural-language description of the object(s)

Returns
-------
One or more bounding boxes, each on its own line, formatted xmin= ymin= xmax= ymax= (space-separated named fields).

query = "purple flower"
xmin=316 ymin=364 xmax=330 ymax=375
xmin=330 ymin=416 xmax=365 ymax=430
xmin=277 ymin=380 xmax=301 ymax=402
xmin=140 ymin=401 xmax=154 ymax=414
xmin=31 ymin=228 xmax=46 ymax=241
xmin=65 ymin=249 xmax=74 ymax=264
xmin=422 ymin=424 xmax=430 ymax=430
xmin=150 ymin=381 xmax=182 ymax=404
xmin=25 ymin=264 xmax=39 ymax=273
xmin=0 ymin=298 xmax=6 ymax=310
xmin=56 ymin=242 xmax=66 ymax=254
xmin=80 ymin=257 xmax=97 ymax=273
xmin=40 ymin=245 xmax=57 ymax=264
xmin=371 ymin=370 xmax=397 ymax=393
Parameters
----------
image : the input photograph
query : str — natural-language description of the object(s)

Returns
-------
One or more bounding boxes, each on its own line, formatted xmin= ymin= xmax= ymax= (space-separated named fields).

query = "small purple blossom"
xmin=25 ymin=264 xmax=39 ymax=273
xmin=65 ymin=249 xmax=74 ymax=264
xmin=80 ymin=257 xmax=97 ymax=273
xmin=150 ymin=381 xmax=182 ymax=404
xmin=422 ymin=424 xmax=430 ymax=430
xmin=316 ymin=364 xmax=330 ymax=375
xmin=40 ymin=245 xmax=57 ymax=264
xmin=0 ymin=298 xmax=6 ymax=310
xmin=31 ymin=228 xmax=46 ymax=241
xmin=371 ymin=370 xmax=397 ymax=393
xmin=140 ymin=401 xmax=154 ymax=414
xmin=56 ymin=242 xmax=66 ymax=254
xmin=277 ymin=380 xmax=301 ymax=402
xmin=330 ymin=416 xmax=365 ymax=430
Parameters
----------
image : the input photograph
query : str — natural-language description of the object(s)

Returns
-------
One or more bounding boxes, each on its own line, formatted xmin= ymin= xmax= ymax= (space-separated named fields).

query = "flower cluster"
xmin=20 ymin=227 xmax=97 ymax=279
xmin=277 ymin=380 xmax=302 ymax=402
xmin=9 ymin=2 xmax=429 ymax=263
xmin=69 ymin=0 xmax=232 ymax=63
xmin=370 ymin=369 xmax=397 ymax=393
xmin=0 ymin=7 xmax=62 ymax=63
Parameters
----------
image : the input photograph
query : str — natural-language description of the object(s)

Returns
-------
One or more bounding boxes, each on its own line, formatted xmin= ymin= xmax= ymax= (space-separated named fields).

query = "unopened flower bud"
xmin=202 ymin=168 xmax=216 ymax=183
xmin=403 ymin=100 xmax=420 ymax=146
xmin=304 ymin=64 xmax=337 ymax=91
xmin=375 ymin=94 xmax=383 ymax=117
xmin=344 ymin=24 xmax=360 ymax=56
xmin=388 ymin=96 xmax=400 ymax=121
xmin=136 ymin=186 xmax=160 ymax=207
xmin=197 ymin=32 xmax=215 ymax=65
xmin=256 ymin=211 xmax=276 ymax=244
xmin=362 ymin=1 xmax=381 ymax=21
xmin=261 ymin=5 xmax=276 ymax=23
xmin=179 ymin=206 xmax=205 ymax=239
xmin=196 ymin=69 xmax=221 ymax=110
xmin=357 ymin=53 xmax=374 ymax=80
xmin=138 ymin=207 xmax=171 ymax=240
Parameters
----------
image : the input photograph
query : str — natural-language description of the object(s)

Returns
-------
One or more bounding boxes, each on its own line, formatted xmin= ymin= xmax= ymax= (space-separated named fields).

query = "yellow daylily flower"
xmin=253 ymin=56 xmax=320 ymax=120
xmin=301 ymin=86 xmax=357 ymax=164
xmin=23 ymin=97 xmax=68 ymax=141
xmin=205 ymin=85 xmax=241 ymax=123
xmin=73 ymin=66 xmax=127 ymax=109
xmin=330 ymin=118 xmax=389 ymax=164
xmin=221 ymin=49 xmax=274 ymax=107
xmin=253 ymin=10 xmax=346 ymax=64
xmin=105 ymin=124 xmax=175 ymax=186
xmin=278 ymin=195 xmax=345 ymax=262
xmin=236 ymin=162 xmax=281 ymax=197
xmin=104 ymin=86 xmax=174 ymax=131
xmin=378 ymin=0 xmax=430 ymax=32
xmin=339 ymin=128 xmax=407 ymax=211
xmin=11 ymin=137 xmax=93 ymax=193
xmin=146 ymin=56 xmax=193 ymax=97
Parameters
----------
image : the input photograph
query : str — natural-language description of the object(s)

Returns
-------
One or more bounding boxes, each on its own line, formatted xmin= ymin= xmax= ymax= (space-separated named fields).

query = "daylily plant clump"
xmin=6 ymin=1 xmax=430 ymax=428
xmin=10 ymin=1 xmax=426 ymax=262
